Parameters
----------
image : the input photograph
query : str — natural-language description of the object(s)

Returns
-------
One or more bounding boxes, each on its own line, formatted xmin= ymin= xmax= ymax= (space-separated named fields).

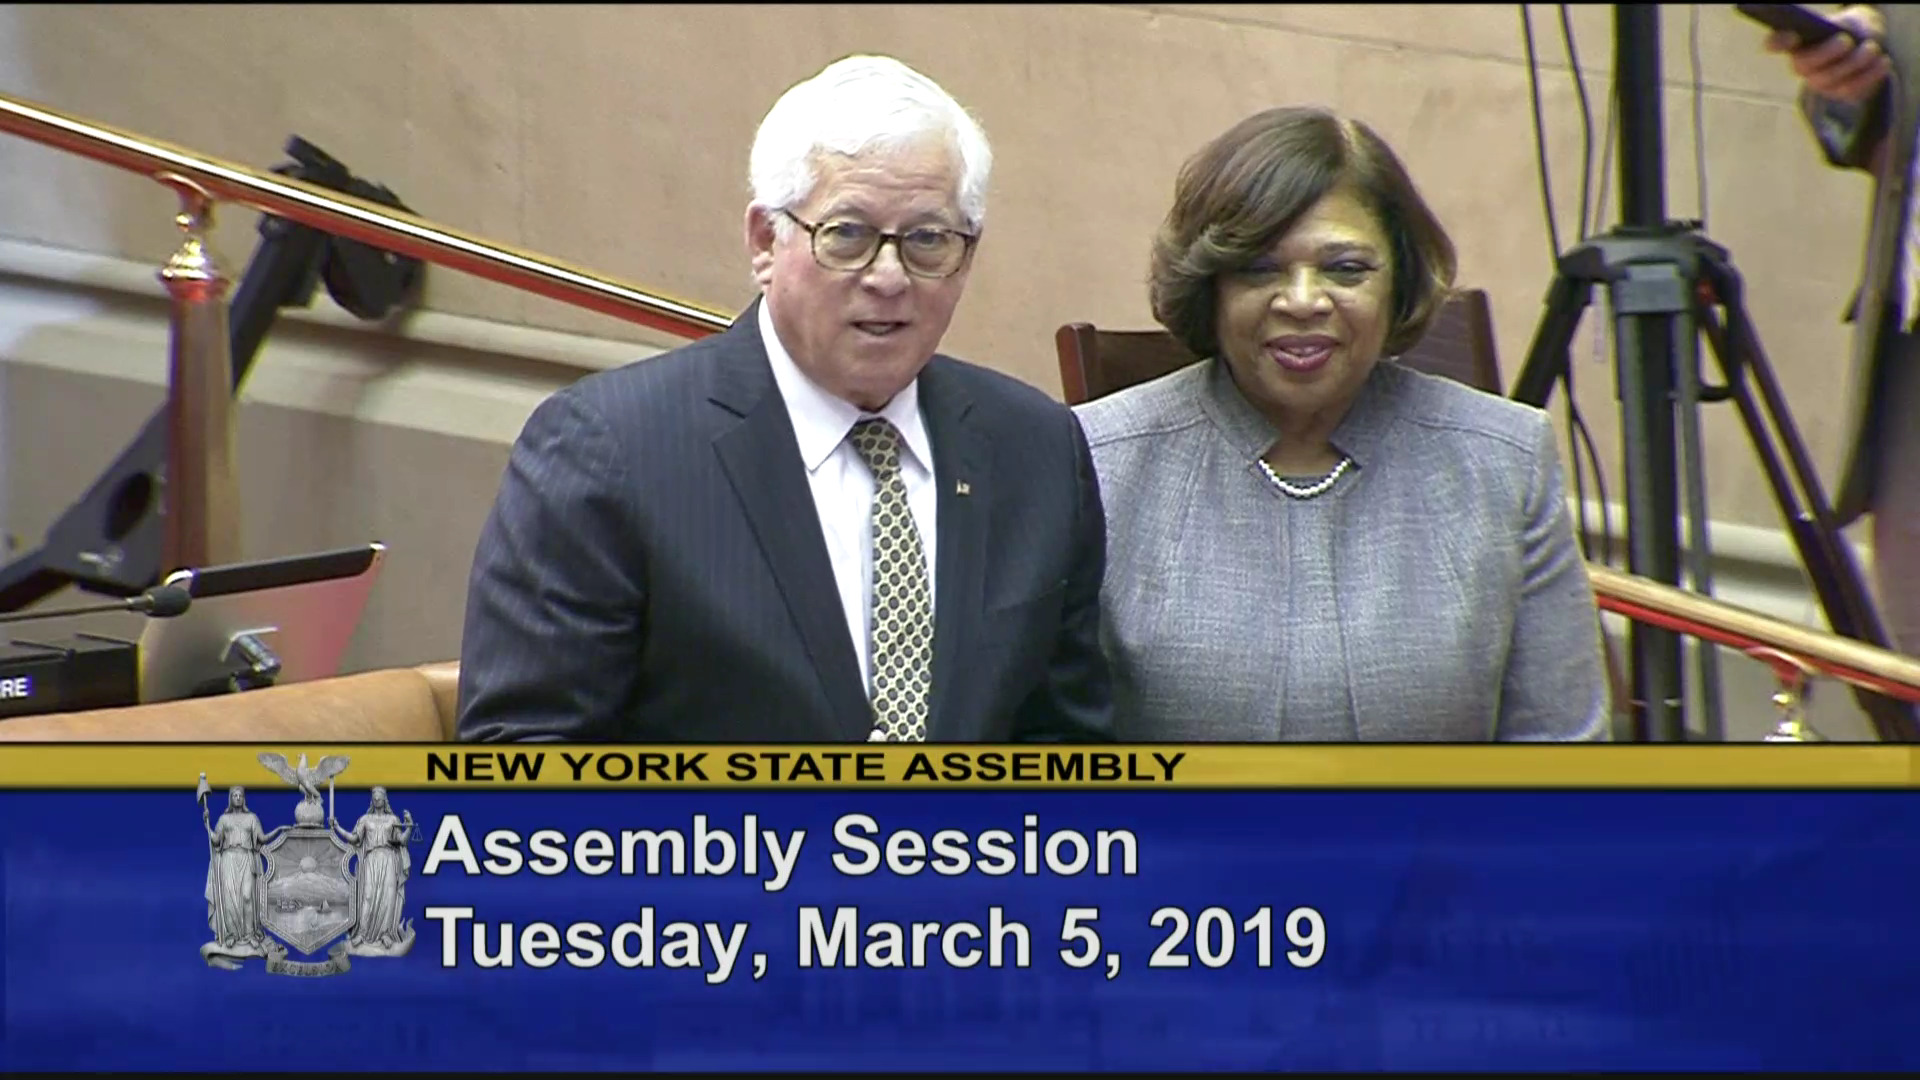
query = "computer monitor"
xmin=138 ymin=543 xmax=387 ymax=703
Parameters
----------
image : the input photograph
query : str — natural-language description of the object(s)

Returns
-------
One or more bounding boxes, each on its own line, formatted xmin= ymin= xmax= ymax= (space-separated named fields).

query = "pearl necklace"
xmin=1258 ymin=456 xmax=1352 ymax=500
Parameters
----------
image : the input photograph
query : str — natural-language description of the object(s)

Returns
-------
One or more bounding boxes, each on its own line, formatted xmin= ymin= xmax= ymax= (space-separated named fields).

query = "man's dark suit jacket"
xmin=455 ymin=302 xmax=1114 ymax=743
xmin=1802 ymin=3 xmax=1920 ymax=524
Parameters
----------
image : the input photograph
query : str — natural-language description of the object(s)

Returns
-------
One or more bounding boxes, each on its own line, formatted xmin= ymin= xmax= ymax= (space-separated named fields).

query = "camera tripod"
xmin=1510 ymin=5 xmax=1918 ymax=743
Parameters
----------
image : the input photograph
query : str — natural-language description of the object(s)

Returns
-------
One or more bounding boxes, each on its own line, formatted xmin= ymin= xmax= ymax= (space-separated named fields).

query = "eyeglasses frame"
xmin=779 ymin=208 xmax=978 ymax=279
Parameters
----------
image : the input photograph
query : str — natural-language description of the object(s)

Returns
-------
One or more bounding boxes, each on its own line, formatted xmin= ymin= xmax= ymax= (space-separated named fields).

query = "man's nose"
xmin=861 ymin=241 xmax=912 ymax=295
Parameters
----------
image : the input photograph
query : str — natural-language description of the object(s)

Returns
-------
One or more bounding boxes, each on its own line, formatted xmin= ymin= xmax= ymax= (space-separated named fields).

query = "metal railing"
xmin=0 ymin=90 xmax=729 ymax=572
xmin=1588 ymin=564 xmax=1920 ymax=739
xmin=0 ymin=95 xmax=731 ymax=340
xmin=3 ymin=89 xmax=1917 ymax=737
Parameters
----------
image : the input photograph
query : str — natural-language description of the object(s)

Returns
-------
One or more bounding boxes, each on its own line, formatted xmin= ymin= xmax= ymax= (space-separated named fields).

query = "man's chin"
xmin=842 ymin=359 xmax=931 ymax=411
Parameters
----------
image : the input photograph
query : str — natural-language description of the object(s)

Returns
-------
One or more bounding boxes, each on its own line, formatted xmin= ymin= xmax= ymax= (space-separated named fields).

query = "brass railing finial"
xmin=1746 ymin=645 xmax=1828 ymax=743
xmin=155 ymin=170 xmax=215 ymax=232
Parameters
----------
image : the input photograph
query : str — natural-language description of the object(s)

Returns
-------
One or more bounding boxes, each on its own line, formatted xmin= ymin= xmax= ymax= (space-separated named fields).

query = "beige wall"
xmin=0 ymin=4 xmax=1878 ymax=525
xmin=0 ymin=5 xmax=1889 ymax=736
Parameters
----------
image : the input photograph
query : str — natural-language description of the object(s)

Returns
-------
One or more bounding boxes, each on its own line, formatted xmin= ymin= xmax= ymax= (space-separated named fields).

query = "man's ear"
xmin=745 ymin=204 xmax=778 ymax=288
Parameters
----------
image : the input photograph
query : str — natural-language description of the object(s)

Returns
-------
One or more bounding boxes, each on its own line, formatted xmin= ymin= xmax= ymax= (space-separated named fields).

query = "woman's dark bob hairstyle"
xmin=1149 ymin=106 xmax=1458 ymax=361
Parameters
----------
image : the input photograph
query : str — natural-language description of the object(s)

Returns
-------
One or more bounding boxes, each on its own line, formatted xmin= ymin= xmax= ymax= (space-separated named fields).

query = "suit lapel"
xmin=708 ymin=307 xmax=873 ymax=737
xmin=918 ymin=359 xmax=988 ymax=739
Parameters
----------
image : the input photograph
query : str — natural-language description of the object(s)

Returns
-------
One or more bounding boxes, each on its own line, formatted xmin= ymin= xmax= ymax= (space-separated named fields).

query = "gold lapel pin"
xmin=956 ymin=481 xmax=971 ymax=496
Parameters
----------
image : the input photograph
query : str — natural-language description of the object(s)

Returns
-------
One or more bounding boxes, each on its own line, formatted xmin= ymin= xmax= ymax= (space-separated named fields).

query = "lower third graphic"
xmin=197 ymin=752 xmax=420 ymax=976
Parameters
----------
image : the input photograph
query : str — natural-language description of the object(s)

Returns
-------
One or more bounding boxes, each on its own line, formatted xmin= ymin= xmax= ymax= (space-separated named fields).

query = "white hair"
xmin=748 ymin=55 xmax=993 ymax=232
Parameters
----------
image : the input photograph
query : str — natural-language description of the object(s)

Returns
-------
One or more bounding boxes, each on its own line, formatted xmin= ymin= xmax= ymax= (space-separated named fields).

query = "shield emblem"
xmin=259 ymin=824 xmax=356 ymax=956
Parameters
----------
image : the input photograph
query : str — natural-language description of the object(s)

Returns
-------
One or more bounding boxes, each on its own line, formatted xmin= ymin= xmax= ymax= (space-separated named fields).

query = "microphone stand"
xmin=0 ymin=600 xmax=143 ymax=622
xmin=0 ymin=586 xmax=189 ymax=624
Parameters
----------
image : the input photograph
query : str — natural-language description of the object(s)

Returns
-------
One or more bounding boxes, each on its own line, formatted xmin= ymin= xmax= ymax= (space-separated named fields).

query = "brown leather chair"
xmin=0 ymin=660 xmax=461 ymax=742
xmin=1055 ymin=286 xmax=1503 ymax=404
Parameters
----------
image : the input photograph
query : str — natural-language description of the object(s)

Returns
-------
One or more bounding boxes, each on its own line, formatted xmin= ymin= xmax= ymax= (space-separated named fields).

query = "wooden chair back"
xmin=1054 ymin=287 xmax=1502 ymax=404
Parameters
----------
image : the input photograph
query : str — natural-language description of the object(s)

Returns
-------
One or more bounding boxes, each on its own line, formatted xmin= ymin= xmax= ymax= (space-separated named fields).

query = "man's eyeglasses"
xmin=781 ymin=209 xmax=977 ymax=279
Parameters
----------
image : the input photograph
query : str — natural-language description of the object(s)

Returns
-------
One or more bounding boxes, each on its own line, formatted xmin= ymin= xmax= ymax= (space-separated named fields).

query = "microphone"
xmin=0 ymin=583 xmax=193 ymax=625
xmin=144 ymin=584 xmax=193 ymax=617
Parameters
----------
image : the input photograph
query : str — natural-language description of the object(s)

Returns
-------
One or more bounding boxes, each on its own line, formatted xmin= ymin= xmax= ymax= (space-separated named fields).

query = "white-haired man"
xmin=457 ymin=56 xmax=1114 ymax=743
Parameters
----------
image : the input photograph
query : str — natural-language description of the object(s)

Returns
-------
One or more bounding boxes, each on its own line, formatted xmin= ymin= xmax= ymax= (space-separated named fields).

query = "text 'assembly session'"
xmin=421 ymin=812 xmax=1141 ymax=892
xmin=421 ymin=748 xmax=1189 ymax=785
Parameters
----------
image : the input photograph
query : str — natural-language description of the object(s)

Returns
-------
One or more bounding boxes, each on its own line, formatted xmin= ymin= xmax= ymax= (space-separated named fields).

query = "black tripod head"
xmin=267 ymin=136 xmax=423 ymax=321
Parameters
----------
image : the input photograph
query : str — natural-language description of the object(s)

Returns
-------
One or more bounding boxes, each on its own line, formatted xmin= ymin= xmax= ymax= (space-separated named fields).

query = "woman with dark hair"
xmin=1074 ymin=106 xmax=1609 ymax=741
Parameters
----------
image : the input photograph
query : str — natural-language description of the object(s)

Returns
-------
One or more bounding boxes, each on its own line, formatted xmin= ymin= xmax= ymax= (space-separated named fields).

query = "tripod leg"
xmin=1668 ymin=306 xmax=1727 ymax=741
xmin=1696 ymin=259 xmax=1918 ymax=741
xmin=1609 ymin=262 xmax=1689 ymax=741
xmin=1513 ymin=263 xmax=1673 ymax=737
xmin=1511 ymin=272 xmax=1593 ymax=409
xmin=225 ymin=219 xmax=328 ymax=392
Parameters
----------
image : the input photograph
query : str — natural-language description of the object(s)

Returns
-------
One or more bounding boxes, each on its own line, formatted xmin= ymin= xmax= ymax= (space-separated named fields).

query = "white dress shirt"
xmin=759 ymin=299 xmax=938 ymax=696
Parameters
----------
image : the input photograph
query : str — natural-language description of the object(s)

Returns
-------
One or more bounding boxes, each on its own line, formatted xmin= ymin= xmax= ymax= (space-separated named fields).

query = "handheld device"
xmin=1735 ymin=4 xmax=1852 ymax=47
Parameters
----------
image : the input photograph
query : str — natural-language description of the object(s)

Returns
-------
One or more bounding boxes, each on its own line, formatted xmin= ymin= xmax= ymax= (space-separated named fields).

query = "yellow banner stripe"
xmin=0 ymin=744 xmax=1914 ymax=789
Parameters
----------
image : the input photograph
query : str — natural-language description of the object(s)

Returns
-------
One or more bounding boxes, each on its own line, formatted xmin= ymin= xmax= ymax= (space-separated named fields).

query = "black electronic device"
xmin=0 ymin=582 xmax=192 ymax=720
xmin=0 ymin=634 xmax=140 ymax=719
xmin=1735 ymin=4 xmax=1851 ymax=46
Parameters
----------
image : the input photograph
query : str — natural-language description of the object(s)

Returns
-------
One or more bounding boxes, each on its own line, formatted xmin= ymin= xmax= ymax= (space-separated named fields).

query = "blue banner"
xmin=4 ymin=787 xmax=1919 ymax=1071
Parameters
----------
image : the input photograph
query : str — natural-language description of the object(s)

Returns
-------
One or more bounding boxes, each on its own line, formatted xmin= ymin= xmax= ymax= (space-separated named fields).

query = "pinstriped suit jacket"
xmin=1073 ymin=359 xmax=1611 ymax=742
xmin=455 ymin=302 xmax=1114 ymax=743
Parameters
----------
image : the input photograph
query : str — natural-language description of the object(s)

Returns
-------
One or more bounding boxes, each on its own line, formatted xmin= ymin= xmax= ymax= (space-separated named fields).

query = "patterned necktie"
xmin=848 ymin=418 xmax=933 ymax=742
